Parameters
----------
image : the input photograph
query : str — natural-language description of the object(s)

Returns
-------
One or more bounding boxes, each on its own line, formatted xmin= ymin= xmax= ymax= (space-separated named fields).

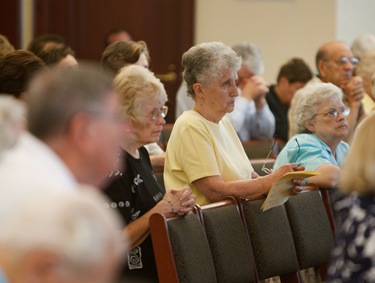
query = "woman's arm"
xmin=306 ymin=163 xmax=341 ymax=189
xmin=192 ymin=164 xmax=302 ymax=203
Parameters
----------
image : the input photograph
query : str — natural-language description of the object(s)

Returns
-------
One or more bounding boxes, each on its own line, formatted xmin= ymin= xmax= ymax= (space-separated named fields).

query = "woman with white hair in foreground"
xmin=0 ymin=187 xmax=126 ymax=283
xmin=0 ymin=95 xmax=26 ymax=157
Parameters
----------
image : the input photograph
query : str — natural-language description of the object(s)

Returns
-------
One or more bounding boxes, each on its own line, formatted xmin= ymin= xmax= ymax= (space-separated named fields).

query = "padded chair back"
xmin=285 ymin=191 xmax=335 ymax=280
xmin=150 ymin=212 xmax=217 ymax=283
xmin=250 ymin=158 xmax=275 ymax=176
xmin=240 ymin=198 xmax=301 ymax=282
xmin=199 ymin=198 xmax=258 ymax=283
xmin=242 ymin=139 xmax=278 ymax=159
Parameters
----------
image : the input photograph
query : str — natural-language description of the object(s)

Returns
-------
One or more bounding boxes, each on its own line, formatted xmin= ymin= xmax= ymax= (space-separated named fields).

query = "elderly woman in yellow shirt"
xmin=164 ymin=42 xmax=304 ymax=205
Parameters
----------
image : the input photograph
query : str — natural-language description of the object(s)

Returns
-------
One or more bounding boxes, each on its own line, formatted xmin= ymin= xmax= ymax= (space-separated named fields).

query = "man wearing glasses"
xmin=289 ymin=40 xmax=366 ymax=143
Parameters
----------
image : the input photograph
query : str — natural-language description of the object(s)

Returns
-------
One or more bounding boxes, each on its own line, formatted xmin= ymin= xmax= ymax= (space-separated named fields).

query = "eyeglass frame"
xmin=261 ymin=138 xmax=277 ymax=175
xmin=313 ymin=106 xmax=350 ymax=119
xmin=261 ymin=138 xmax=300 ymax=175
xmin=150 ymin=106 xmax=168 ymax=121
xmin=325 ymin=56 xmax=359 ymax=67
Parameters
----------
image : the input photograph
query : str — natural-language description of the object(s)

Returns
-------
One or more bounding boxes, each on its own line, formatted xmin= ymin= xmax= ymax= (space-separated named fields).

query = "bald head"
xmin=315 ymin=41 xmax=356 ymax=88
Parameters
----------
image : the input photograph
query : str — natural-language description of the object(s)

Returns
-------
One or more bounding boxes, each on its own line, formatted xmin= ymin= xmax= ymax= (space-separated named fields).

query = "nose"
xmin=336 ymin=110 xmax=347 ymax=121
xmin=343 ymin=60 xmax=354 ymax=71
xmin=156 ymin=115 xmax=166 ymax=125
xmin=231 ymin=85 xmax=239 ymax=97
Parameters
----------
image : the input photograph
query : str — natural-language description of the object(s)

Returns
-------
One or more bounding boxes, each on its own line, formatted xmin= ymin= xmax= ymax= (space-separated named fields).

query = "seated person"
xmin=0 ymin=50 xmax=46 ymax=99
xmin=289 ymin=40 xmax=366 ymax=143
xmin=102 ymin=65 xmax=195 ymax=282
xmin=0 ymin=34 xmax=15 ymax=57
xmin=0 ymin=96 xmax=26 ymax=156
xmin=104 ymin=28 xmax=132 ymax=47
xmin=101 ymin=40 xmax=165 ymax=168
xmin=36 ymin=44 xmax=78 ymax=68
xmin=274 ymin=83 xmax=350 ymax=189
xmin=328 ymin=112 xmax=375 ymax=282
xmin=266 ymin=58 xmax=313 ymax=141
xmin=226 ymin=41 xmax=275 ymax=141
xmin=354 ymin=49 xmax=375 ymax=113
xmin=164 ymin=42 xmax=304 ymax=205
xmin=27 ymin=33 xmax=65 ymax=55
xmin=0 ymin=188 xmax=125 ymax=283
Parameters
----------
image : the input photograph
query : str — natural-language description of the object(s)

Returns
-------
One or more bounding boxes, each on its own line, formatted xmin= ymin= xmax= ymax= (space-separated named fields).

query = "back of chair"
xmin=284 ymin=191 xmax=335 ymax=280
xmin=241 ymin=140 xmax=277 ymax=159
xmin=250 ymin=158 xmax=275 ymax=176
xmin=319 ymin=188 xmax=336 ymax=237
xmin=199 ymin=198 xmax=258 ymax=283
xmin=240 ymin=198 xmax=301 ymax=282
xmin=150 ymin=212 xmax=217 ymax=283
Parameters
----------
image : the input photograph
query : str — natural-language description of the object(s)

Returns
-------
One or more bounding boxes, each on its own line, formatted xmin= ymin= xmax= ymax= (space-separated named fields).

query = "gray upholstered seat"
xmin=150 ymin=212 xmax=217 ymax=283
xmin=285 ymin=191 xmax=335 ymax=280
xmin=240 ymin=198 xmax=302 ymax=282
xmin=199 ymin=198 xmax=258 ymax=283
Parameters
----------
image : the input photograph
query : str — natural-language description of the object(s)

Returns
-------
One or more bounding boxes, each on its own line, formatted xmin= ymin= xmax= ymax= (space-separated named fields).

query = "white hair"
xmin=0 ymin=187 xmax=125 ymax=277
xmin=0 ymin=96 xmax=26 ymax=154
xmin=293 ymin=83 xmax=343 ymax=134
xmin=351 ymin=33 xmax=375 ymax=58
xmin=231 ymin=41 xmax=264 ymax=75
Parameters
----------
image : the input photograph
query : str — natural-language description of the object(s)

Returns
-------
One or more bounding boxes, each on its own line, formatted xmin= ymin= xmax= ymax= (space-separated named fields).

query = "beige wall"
xmin=195 ymin=0 xmax=336 ymax=83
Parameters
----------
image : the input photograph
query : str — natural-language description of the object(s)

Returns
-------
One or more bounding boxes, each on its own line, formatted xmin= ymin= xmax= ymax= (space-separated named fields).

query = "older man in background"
xmin=289 ymin=40 xmax=366 ymax=142
xmin=226 ymin=41 xmax=275 ymax=141
xmin=0 ymin=64 xmax=124 ymax=192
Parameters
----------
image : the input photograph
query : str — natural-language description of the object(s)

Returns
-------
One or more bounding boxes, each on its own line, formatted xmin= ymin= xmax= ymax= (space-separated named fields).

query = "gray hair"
xmin=182 ymin=42 xmax=242 ymax=98
xmin=293 ymin=83 xmax=343 ymax=134
xmin=27 ymin=64 xmax=114 ymax=140
xmin=0 ymin=187 xmax=125 ymax=279
xmin=231 ymin=41 xmax=264 ymax=75
xmin=351 ymin=33 xmax=375 ymax=59
xmin=114 ymin=65 xmax=167 ymax=125
xmin=356 ymin=49 xmax=375 ymax=79
xmin=0 ymin=96 xmax=26 ymax=154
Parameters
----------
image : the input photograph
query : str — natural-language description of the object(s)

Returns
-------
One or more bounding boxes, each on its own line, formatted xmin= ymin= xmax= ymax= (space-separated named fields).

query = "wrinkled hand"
xmin=271 ymin=165 xmax=306 ymax=194
xmin=271 ymin=163 xmax=298 ymax=179
xmin=166 ymin=187 xmax=196 ymax=216
xmin=290 ymin=178 xmax=305 ymax=195
xmin=251 ymin=171 xmax=259 ymax=179
xmin=343 ymin=76 xmax=365 ymax=108
xmin=241 ymin=75 xmax=269 ymax=104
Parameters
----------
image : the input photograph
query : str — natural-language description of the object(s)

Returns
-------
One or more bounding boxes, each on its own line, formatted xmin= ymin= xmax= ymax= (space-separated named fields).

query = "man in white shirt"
xmin=0 ymin=64 xmax=124 ymax=192
xmin=224 ymin=41 xmax=275 ymax=140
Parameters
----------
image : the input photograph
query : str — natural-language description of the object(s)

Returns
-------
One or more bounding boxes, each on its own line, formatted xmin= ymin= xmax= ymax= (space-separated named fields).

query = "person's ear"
xmin=67 ymin=112 xmax=94 ymax=152
xmin=192 ymin=83 xmax=204 ymax=99
xmin=278 ymin=77 xmax=289 ymax=88
xmin=304 ymin=120 xmax=315 ymax=133
xmin=318 ymin=59 xmax=327 ymax=78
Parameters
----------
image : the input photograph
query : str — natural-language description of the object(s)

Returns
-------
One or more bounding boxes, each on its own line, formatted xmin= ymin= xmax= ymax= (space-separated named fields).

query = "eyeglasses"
xmin=292 ymin=138 xmax=300 ymax=164
xmin=261 ymin=138 xmax=277 ymax=175
xmin=314 ymin=106 xmax=350 ymax=119
xmin=331 ymin=56 xmax=359 ymax=67
xmin=262 ymin=138 xmax=300 ymax=175
xmin=150 ymin=106 xmax=168 ymax=121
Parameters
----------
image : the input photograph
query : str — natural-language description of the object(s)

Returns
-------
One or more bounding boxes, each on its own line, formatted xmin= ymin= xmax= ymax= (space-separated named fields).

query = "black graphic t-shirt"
xmin=103 ymin=146 xmax=164 ymax=282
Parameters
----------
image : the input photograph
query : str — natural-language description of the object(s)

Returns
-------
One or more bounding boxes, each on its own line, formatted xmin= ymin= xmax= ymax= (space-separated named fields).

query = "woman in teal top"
xmin=274 ymin=82 xmax=350 ymax=189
